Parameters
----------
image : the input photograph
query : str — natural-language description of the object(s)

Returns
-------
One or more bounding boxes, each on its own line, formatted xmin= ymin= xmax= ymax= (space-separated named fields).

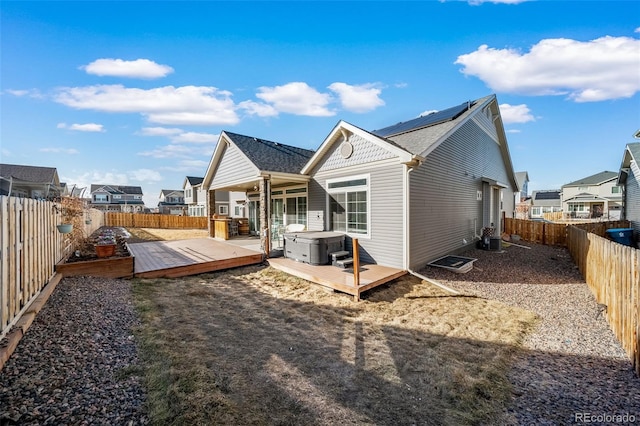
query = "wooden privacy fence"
xmin=567 ymin=226 xmax=640 ymax=376
xmin=504 ymin=218 xmax=631 ymax=246
xmin=0 ymin=196 xmax=105 ymax=340
xmin=106 ymin=212 xmax=207 ymax=229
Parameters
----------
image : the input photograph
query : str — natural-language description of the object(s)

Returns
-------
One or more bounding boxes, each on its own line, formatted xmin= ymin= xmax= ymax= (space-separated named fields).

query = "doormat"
xmin=427 ymin=255 xmax=477 ymax=273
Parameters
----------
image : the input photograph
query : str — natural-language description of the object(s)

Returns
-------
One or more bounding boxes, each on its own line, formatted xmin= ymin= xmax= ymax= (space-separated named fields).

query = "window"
xmin=94 ymin=194 xmax=108 ymax=202
xmin=234 ymin=205 xmax=243 ymax=216
xmin=532 ymin=207 xmax=541 ymax=216
xmin=611 ymin=186 xmax=620 ymax=194
xmin=327 ymin=175 xmax=369 ymax=235
xmin=219 ymin=205 xmax=228 ymax=215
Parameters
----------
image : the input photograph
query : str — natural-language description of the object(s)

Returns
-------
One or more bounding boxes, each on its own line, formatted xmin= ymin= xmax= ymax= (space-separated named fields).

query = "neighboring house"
xmin=514 ymin=171 xmax=530 ymax=219
xmin=530 ymin=190 xmax=562 ymax=219
xmin=0 ymin=163 xmax=62 ymax=199
xmin=618 ymin=142 xmax=640 ymax=236
xmin=561 ymin=171 xmax=622 ymax=219
xmin=515 ymin=171 xmax=529 ymax=202
xmin=183 ymin=176 xmax=207 ymax=217
xmin=158 ymin=189 xmax=186 ymax=215
xmin=183 ymin=176 xmax=245 ymax=217
xmin=89 ymin=184 xmax=145 ymax=212
xmin=204 ymin=94 xmax=518 ymax=270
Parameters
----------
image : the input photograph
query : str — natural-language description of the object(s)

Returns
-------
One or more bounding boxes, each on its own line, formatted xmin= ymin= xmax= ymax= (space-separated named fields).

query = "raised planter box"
xmin=55 ymin=253 xmax=134 ymax=279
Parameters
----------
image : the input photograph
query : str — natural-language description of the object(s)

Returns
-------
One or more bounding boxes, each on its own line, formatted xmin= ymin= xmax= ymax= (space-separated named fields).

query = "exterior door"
xmin=248 ymin=200 xmax=260 ymax=235
xmin=271 ymin=198 xmax=284 ymax=249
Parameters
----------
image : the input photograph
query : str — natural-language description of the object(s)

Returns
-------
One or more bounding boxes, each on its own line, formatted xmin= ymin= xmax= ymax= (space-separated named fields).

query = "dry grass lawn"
xmin=133 ymin=265 xmax=537 ymax=425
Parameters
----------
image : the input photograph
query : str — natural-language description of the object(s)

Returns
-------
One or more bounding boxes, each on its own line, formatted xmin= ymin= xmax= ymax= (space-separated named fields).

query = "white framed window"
xmin=532 ymin=207 xmax=541 ymax=216
xmin=94 ymin=194 xmax=109 ymax=202
xmin=219 ymin=205 xmax=229 ymax=215
xmin=611 ymin=186 xmax=620 ymax=194
xmin=327 ymin=174 xmax=370 ymax=236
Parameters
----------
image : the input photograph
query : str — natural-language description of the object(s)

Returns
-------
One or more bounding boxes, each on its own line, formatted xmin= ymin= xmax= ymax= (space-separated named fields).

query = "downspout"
xmin=404 ymin=162 xmax=460 ymax=295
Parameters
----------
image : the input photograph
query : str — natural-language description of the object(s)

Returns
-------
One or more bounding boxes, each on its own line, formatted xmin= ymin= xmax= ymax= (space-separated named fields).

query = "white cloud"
xmin=238 ymin=100 xmax=279 ymax=117
xmin=5 ymin=88 xmax=44 ymax=99
xmin=138 ymin=141 xmax=214 ymax=158
xmin=255 ymin=82 xmax=335 ymax=116
xmin=499 ymin=103 xmax=535 ymax=124
xmin=129 ymin=168 xmax=162 ymax=183
xmin=455 ymin=35 xmax=640 ymax=102
xmin=635 ymin=27 xmax=640 ymax=34
xmin=171 ymin=132 xmax=218 ymax=144
xmin=54 ymin=84 xmax=240 ymax=125
xmin=138 ymin=127 xmax=183 ymax=136
xmin=138 ymin=127 xmax=217 ymax=144
xmin=161 ymin=159 xmax=210 ymax=172
xmin=138 ymin=144 xmax=192 ymax=159
xmin=328 ymin=82 xmax=385 ymax=113
xmin=39 ymin=147 xmax=80 ymax=154
xmin=57 ymin=122 xmax=105 ymax=132
xmin=81 ymin=58 xmax=174 ymax=79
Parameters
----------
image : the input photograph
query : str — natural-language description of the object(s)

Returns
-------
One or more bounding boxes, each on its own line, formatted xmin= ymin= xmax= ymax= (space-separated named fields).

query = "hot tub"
xmin=283 ymin=231 xmax=345 ymax=265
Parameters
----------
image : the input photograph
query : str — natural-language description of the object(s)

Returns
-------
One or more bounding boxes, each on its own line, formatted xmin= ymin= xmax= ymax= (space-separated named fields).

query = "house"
xmin=561 ymin=171 xmax=622 ymax=219
xmin=183 ymin=176 xmax=207 ymax=217
xmin=0 ymin=163 xmax=62 ymax=199
xmin=89 ymin=184 xmax=145 ymax=212
xmin=530 ymin=190 xmax=562 ymax=219
xmin=158 ymin=189 xmax=186 ymax=215
xmin=617 ymin=142 xmax=640 ymax=237
xmin=203 ymin=132 xmax=315 ymax=241
xmin=204 ymin=94 xmax=518 ymax=270
xmin=514 ymin=171 xmax=530 ymax=219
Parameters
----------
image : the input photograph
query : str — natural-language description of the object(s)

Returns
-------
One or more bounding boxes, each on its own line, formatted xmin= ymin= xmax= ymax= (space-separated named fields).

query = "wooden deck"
xmin=128 ymin=238 xmax=264 ymax=278
xmin=268 ymin=257 xmax=406 ymax=300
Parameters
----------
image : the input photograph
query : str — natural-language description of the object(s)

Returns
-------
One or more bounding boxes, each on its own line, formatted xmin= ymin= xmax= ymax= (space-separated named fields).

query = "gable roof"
xmin=203 ymin=131 xmax=315 ymax=189
xmin=0 ymin=163 xmax=59 ymax=184
xmin=302 ymin=94 xmax=517 ymax=193
xmin=515 ymin=171 xmax=529 ymax=188
xmin=90 ymin=184 xmax=143 ymax=195
xmin=224 ymin=131 xmax=315 ymax=174
xmin=618 ymin=142 xmax=640 ymax=185
xmin=160 ymin=189 xmax=184 ymax=197
xmin=563 ymin=171 xmax=618 ymax=187
xmin=186 ymin=176 xmax=204 ymax=186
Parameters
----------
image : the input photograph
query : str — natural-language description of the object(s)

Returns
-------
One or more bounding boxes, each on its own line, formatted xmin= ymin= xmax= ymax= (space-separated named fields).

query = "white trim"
xmin=325 ymin=173 xmax=371 ymax=239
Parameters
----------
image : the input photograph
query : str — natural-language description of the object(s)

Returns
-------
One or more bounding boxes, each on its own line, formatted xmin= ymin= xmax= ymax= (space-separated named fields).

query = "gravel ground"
xmin=0 ymin=276 xmax=147 ymax=425
xmin=419 ymin=241 xmax=640 ymax=425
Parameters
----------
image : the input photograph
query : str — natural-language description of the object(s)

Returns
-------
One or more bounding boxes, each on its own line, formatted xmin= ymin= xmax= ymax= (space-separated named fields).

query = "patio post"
xmin=207 ymin=189 xmax=216 ymax=237
xmin=353 ymin=238 xmax=360 ymax=301
xmin=259 ymin=177 xmax=270 ymax=257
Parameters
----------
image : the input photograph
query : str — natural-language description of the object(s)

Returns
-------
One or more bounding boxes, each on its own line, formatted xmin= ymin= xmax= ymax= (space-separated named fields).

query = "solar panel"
xmin=372 ymin=101 xmax=474 ymax=137
xmin=535 ymin=191 xmax=560 ymax=200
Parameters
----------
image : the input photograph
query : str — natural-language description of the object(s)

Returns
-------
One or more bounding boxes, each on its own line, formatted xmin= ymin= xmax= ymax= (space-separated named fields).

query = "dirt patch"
xmin=133 ymin=266 xmax=537 ymax=425
xmin=133 ymin=227 xmax=208 ymax=241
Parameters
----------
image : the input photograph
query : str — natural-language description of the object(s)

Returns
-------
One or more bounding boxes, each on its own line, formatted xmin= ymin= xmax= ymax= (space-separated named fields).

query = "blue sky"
xmin=1 ymin=0 xmax=639 ymax=208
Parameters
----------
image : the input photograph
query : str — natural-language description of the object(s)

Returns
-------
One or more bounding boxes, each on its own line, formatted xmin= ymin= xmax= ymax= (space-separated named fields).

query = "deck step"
xmin=330 ymin=250 xmax=350 ymax=259
xmin=335 ymin=257 xmax=354 ymax=268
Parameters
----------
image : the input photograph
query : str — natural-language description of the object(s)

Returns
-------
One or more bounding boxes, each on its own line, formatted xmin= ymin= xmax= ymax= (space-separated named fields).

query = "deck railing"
xmin=0 ymin=196 xmax=105 ymax=340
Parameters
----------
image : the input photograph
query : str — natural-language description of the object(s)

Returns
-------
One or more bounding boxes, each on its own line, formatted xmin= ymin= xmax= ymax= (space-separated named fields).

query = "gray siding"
xmin=211 ymin=143 xmax=257 ymax=188
xmin=408 ymin=119 xmax=515 ymax=269
xmin=318 ymin=133 xmax=395 ymax=172
xmin=625 ymin=167 xmax=640 ymax=236
xmin=309 ymin=140 xmax=405 ymax=268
